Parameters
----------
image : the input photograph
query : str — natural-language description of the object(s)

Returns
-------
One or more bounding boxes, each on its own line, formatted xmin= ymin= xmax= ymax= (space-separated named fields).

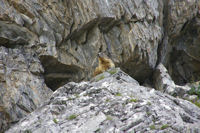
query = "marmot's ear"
xmin=98 ymin=52 xmax=104 ymax=57
xmin=97 ymin=52 xmax=101 ymax=57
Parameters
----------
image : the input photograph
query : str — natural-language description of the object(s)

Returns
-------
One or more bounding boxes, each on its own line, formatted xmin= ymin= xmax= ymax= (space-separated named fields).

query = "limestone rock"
xmin=6 ymin=69 xmax=200 ymax=133
xmin=154 ymin=63 xmax=192 ymax=98
xmin=0 ymin=46 xmax=52 ymax=132
xmin=0 ymin=0 xmax=163 ymax=90
xmin=159 ymin=0 xmax=200 ymax=85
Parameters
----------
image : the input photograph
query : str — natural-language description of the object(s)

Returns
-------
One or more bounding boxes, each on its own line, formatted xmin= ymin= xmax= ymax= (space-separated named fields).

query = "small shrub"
xmin=108 ymin=69 xmax=117 ymax=75
xmin=106 ymin=98 xmax=110 ymax=102
xmin=188 ymin=86 xmax=200 ymax=98
xmin=68 ymin=114 xmax=77 ymax=120
xmin=106 ymin=115 xmax=113 ymax=121
xmin=147 ymin=101 xmax=151 ymax=105
xmin=53 ymin=118 xmax=58 ymax=124
xmin=194 ymin=101 xmax=200 ymax=108
xmin=146 ymin=111 xmax=151 ymax=116
xmin=24 ymin=130 xmax=32 ymax=133
xmin=161 ymin=124 xmax=169 ymax=130
xmin=97 ymin=75 xmax=105 ymax=81
xmin=75 ymin=94 xmax=80 ymax=98
xmin=115 ymin=92 xmax=122 ymax=96
xmin=150 ymin=125 xmax=156 ymax=130
xmin=129 ymin=99 xmax=138 ymax=103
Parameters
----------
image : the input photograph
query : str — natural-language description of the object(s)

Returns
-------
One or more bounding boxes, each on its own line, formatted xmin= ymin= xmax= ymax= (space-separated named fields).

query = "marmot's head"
xmin=97 ymin=52 xmax=108 ymax=59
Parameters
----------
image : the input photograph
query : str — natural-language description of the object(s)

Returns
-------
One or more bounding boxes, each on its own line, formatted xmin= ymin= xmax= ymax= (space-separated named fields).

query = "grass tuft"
xmin=68 ymin=114 xmax=77 ymax=120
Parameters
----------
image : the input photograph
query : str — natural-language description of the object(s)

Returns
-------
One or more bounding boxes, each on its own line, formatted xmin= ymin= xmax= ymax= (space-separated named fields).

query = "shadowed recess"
xmin=39 ymin=55 xmax=84 ymax=91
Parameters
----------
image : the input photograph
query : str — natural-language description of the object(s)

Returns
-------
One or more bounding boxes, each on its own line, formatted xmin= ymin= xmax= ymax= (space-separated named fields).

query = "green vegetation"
xmin=185 ymin=98 xmax=200 ymax=108
xmin=188 ymin=86 xmax=200 ymax=98
xmin=75 ymin=94 xmax=80 ymax=98
xmin=129 ymin=99 xmax=138 ymax=103
xmin=62 ymin=101 xmax=66 ymax=104
xmin=115 ymin=92 xmax=122 ymax=96
xmin=146 ymin=111 xmax=151 ymax=116
xmin=24 ymin=130 xmax=32 ymax=133
xmin=160 ymin=124 xmax=169 ymax=130
xmin=106 ymin=98 xmax=110 ymax=102
xmin=95 ymin=128 xmax=100 ymax=132
xmin=68 ymin=97 xmax=74 ymax=100
xmin=149 ymin=125 xmax=156 ymax=130
xmin=106 ymin=115 xmax=113 ymax=121
xmin=53 ymin=118 xmax=58 ymax=124
xmin=68 ymin=114 xmax=77 ymax=120
xmin=147 ymin=101 xmax=151 ymax=105
xmin=193 ymin=101 xmax=200 ymax=108
xmin=108 ymin=69 xmax=117 ymax=75
xmin=97 ymin=75 xmax=105 ymax=81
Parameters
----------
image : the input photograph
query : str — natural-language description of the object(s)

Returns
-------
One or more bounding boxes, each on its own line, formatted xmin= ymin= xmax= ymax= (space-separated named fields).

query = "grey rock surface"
xmin=0 ymin=0 xmax=163 ymax=132
xmin=154 ymin=63 xmax=191 ymax=97
xmin=6 ymin=69 xmax=200 ymax=133
xmin=0 ymin=0 xmax=163 ymax=90
xmin=0 ymin=46 xmax=52 ymax=132
xmin=1 ymin=0 xmax=200 ymax=132
xmin=159 ymin=0 xmax=200 ymax=85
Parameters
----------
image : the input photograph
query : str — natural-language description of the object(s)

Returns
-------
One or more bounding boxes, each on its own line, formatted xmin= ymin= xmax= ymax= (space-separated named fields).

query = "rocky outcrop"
xmin=153 ymin=63 xmax=190 ymax=96
xmin=1 ymin=0 xmax=200 ymax=132
xmin=0 ymin=0 xmax=163 ymax=90
xmin=6 ymin=69 xmax=200 ymax=133
xmin=0 ymin=46 xmax=52 ymax=132
xmin=0 ymin=1 xmax=163 ymax=131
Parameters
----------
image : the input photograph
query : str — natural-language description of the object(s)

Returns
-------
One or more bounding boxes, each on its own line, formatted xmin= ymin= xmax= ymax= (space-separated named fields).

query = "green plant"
xmin=185 ymin=98 xmax=200 ymax=108
xmin=146 ymin=111 xmax=151 ymax=116
xmin=53 ymin=118 xmax=58 ymax=124
xmin=106 ymin=98 xmax=110 ymax=102
xmin=147 ymin=101 xmax=152 ymax=105
xmin=68 ymin=114 xmax=77 ymax=120
xmin=194 ymin=101 xmax=200 ymax=108
xmin=75 ymin=94 xmax=80 ymax=98
xmin=188 ymin=86 xmax=200 ymax=98
xmin=129 ymin=99 xmax=138 ymax=103
xmin=62 ymin=101 xmax=66 ymax=104
xmin=106 ymin=115 xmax=113 ymax=121
xmin=108 ymin=69 xmax=117 ymax=75
xmin=161 ymin=124 xmax=169 ymax=130
xmin=150 ymin=125 xmax=156 ymax=130
xmin=97 ymin=75 xmax=105 ymax=81
xmin=115 ymin=92 xmax=122 ymax=96
xmin=24 ymin=130 xmax=32 ymax=133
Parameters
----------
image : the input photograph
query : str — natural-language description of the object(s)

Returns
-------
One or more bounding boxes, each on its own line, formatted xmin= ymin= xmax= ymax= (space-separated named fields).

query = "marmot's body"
xmin=94 ymin=52 xmax=115 ymax=76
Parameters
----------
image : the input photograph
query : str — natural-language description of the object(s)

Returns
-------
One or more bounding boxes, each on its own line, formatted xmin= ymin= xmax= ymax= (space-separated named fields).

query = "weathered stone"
xmin=1 ymin=0 xmax=200 ymax=132
xmin=154 ymin=63 xmax=176 ymax=94
xmin=6 ymin=69 xmax=200 ymax=133
xmin=0 ymin=46 xmax=52 ymax=132
xmin=0 ymin=0 xmax=163 ymax=90
xmin=158 ymin=0 xmax=200 ymax=85
xmin=154 ymin=63 xmax=192 ymax=97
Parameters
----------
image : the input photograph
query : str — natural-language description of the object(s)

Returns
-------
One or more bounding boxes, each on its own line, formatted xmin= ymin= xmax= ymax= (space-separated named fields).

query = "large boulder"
xmin=6 ymin=69 xmax=200 ymax=133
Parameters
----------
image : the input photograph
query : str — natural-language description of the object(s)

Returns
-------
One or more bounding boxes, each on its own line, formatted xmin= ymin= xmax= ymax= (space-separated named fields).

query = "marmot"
xmin=94 ymin=52 xmax=115 ymax=76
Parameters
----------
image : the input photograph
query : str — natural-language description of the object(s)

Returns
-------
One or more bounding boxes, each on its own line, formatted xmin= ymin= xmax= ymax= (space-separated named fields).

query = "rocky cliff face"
xmin=1 ymin=0 xmax=200 ymax=132
xmin=5 ymin=68 xmax=200 ymax=133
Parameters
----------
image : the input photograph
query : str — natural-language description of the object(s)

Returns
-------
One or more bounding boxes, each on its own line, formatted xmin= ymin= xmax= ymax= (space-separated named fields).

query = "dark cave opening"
xmin=39 ymin=55 xmax=84 ymax=91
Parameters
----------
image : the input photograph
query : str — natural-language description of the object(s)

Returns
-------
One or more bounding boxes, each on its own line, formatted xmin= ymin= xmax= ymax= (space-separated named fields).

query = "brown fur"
xmin=94 ymin=53 xmax=115 ymax=76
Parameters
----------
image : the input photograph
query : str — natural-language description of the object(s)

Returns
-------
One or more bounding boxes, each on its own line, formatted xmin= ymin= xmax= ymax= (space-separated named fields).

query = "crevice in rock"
xmin=39 ymin=55 xmax=84 ymax=91
xmin=168 ymin=17 xmax=200 ymax=85
xmin=156 ymin=0 xmax=169 ymax=66
xmin=0 ymin=37 xmax=28 ymax=48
